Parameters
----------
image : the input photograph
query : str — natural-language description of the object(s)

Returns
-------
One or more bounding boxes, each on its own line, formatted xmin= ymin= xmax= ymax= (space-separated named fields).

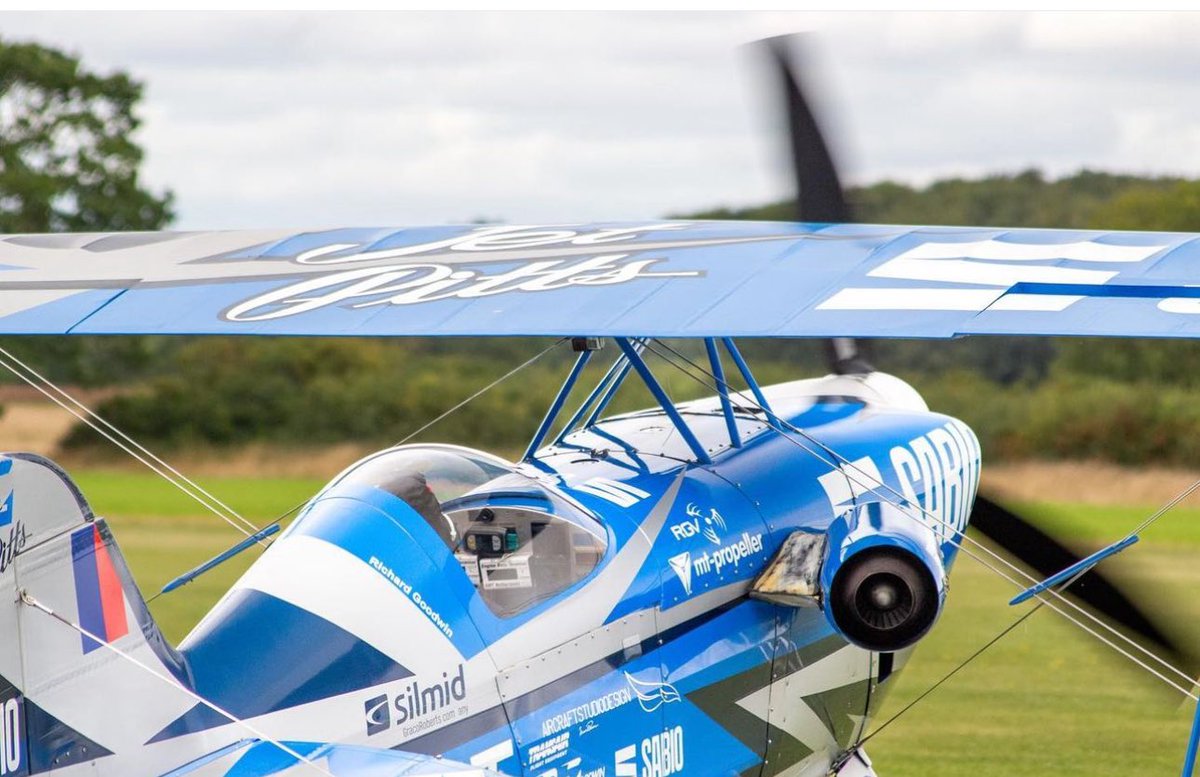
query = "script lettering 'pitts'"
xmin=293 ymin=224 xmax=690 ymax=264
xmin=0 ymin=522 xmax=26 ymax=576
xmin=224 ymin=254 xmax=703 ymax=322
xmin=889 ymin=419 xmax=981 ymax=543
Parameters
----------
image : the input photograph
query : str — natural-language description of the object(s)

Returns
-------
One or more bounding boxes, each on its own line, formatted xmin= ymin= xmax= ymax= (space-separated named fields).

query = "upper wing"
xmin=4 ymin=220 xmax=1200 ymax=339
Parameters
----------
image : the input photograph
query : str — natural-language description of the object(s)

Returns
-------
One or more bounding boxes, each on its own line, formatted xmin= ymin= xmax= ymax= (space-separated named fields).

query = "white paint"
xmin=988 ymin=293 xmax=1084 ymax=311
xmin=1158 ymin=298 xmax=1200 ymax=314
xmin=573 ymin=478 xmax=650 ymax=508
xmin=869 ymin=257 xmax=1117 ymax=287
xmin=0 ymin=698 xmax=19 ymax=776
xmin=817 ymin=288 xmax=1004 ymax=312
xmin=895 ymin=239 xmax=1165 ymax=264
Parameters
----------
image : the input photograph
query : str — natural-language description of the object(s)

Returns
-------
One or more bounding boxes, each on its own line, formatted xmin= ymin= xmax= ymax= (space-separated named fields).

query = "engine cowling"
xmin=820 ymin=502 xmax=947 ymax=652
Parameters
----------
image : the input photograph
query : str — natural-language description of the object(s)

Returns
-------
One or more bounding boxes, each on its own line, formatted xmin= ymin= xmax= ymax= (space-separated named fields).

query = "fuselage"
xmin=82 ymin=371 xmax=982 ymax=777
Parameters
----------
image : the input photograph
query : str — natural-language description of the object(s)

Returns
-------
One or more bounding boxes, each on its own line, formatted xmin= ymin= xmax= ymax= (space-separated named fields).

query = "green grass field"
xmin=78 ymin=470 xmax=1200 ymax=776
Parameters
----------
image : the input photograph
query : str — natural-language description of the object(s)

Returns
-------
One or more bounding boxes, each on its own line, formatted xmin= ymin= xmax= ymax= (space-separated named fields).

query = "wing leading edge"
xmin=3 ymin=220 xmax=1200 ymax=339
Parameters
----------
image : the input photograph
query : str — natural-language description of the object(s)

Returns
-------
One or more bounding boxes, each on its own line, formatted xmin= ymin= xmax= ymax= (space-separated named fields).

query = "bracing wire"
xmin=250 ymin=336 xmax=567 ymax=533
xmin=19 ymin=590 xmax=334 ymax=776
xmin=645 ymin=338 xmax=1199 ymax=695
xmin=141 ymin=337 xmax=567 ymax=604
xmin=0 ymin=348 xmax=261 ymax=540
xmin=0 ymin=346 xmax=259 ymax=532
xmin=639 ymin=338 xmax=1199 ymax=699
xmin=14 ymin=339 xmax=569 ymax=765
xmin=664 ymin=340 xmax=1200 ymax=691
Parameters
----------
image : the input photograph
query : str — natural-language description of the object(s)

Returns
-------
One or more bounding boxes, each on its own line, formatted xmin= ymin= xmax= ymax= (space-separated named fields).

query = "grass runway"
xmin=77 ymin=470 xmax=1200 ymax=776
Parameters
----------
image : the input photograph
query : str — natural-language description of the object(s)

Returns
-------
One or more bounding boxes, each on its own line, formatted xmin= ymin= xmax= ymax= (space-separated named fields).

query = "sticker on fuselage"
xmin=0 ymin=677 xmax=25 ymax=777
xmin=573 ymin=478 xmax=651 ymax=507
xmin=616 ymin=726 xmax=685 ymax=777
xmin=362 ymin=664 xmax=468 ymax=739
xmin=816 ymin=419 xmax=981 ymax=542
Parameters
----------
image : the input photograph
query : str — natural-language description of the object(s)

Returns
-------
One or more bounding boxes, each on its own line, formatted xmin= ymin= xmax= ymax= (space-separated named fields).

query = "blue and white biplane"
xmin=0 ymin=36 xmax=1198 ymax=777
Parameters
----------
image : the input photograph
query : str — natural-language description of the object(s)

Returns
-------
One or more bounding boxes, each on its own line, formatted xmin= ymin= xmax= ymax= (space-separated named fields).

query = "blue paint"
xmin=1010 ymin=535 xmax=1139 ymax=605
xmin=155 ymin=590 xmax=412 ymax=741
xmin=555 ymin=352 xmax=628 ymax=444
xmin=523 ymin=348 xmax=594 ymax=461
xmin=1183 ymin=696 xmax=1200 ymax=777
xmin=722 ymin=338 xmax=777 ymax=430
xmin=705 ymin=338 xmax=741 ymax=449
xmin=584 ymin=342 xmax=641 ymax=427
xmin=160 ymin=524 xmax=280 ymax=595
xmin=615 ymin=338 xmax=710 ymax=463
xmin=2 ymin=220 xmax=1190 ymax=339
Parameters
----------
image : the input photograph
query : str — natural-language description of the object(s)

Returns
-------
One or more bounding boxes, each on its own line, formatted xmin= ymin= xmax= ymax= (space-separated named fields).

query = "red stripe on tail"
xmin=91 ymin=525 xmax=129 ymax=643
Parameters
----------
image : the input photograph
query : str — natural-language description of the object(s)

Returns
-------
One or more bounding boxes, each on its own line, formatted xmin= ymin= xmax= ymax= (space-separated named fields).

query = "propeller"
xmin=970 ymin=494 xmax=1195 ymax=678
xmin=763 ymin=35 xmax=872 ymax=376
xmin=761 ymin=34 xmax=1196 ymax=680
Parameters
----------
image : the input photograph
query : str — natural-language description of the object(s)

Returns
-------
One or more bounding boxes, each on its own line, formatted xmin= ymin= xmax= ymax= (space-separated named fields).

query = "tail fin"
xmin=0 ymin=453 xmax=192 ymax=775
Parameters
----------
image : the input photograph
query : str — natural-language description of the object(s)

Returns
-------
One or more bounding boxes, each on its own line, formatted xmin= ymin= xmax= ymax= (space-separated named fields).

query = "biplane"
xmin=0 ymin=37 xmax=1199 ymax=777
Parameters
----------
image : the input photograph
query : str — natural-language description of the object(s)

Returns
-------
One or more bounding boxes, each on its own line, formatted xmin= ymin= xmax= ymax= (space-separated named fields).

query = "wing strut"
xmin=705 ymin=338 xmax=741 ymax=449
xmin=555 ymin=341 xmax=640 ymax=445
xmin=615 ymin=338 xmax=711 ymax=464
xmin=522 ymin=339 xmax=598 ymax=461
xmin=721 ymin=338 xmax=780 ymax=432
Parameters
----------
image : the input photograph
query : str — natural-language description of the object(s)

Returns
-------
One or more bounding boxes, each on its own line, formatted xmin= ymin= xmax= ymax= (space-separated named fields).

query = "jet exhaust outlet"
xmin=827 ymin=546 xmax=940 ymax=652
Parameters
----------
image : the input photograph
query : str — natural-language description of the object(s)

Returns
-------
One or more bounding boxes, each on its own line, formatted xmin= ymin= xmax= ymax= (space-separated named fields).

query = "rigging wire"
xmin=14 ymin=339 xmax=568 ymax=764
xmin=0 ymin=347 xmax=261 ymax=540
xmin=251 ymin=336 xmax=567 ymax=533
xmin=644 ymin=338 xmax=1198 ymax=695
xmin=142 ymin=337 xmax=567 ymax=603
xmin=639 ymin=338 xmax=1198 ymax=699
xmin=19 ymin=590 xmax=335 ymax=776
xmin=860 ymin=555 xmax=1106 ymax=743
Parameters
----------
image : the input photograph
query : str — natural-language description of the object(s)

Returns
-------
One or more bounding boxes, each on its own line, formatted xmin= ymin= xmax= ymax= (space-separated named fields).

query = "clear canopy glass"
xmin=332 ymin=445 xmax=608 ymax=617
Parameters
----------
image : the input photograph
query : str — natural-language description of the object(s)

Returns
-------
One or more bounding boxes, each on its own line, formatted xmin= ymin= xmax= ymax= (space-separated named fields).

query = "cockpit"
xmin=330 ymin=445 xmax=608 ymax=617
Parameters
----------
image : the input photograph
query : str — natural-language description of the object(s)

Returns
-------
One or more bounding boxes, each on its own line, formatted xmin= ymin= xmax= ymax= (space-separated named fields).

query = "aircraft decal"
xmin=362 ymin=664 xmax=469 ymax=739
xmin=540 ymin=686 xmax=634 ymax=738
xmin=69 ymin=524 xmax=130 ymax=654
xmin=890 ymin=419 xmax=981 ymax=544
xmin=669 ymin=503 xmax=727 ymax=545
xmin=0 ymin=222 xmax=799 ymax=333
xmin=534 ymin=754 xmax=604 ymax=777
xmin=367 ymin=555 xmax=456 ymax=640
xmin=0 ymin=459 xmax=13 ymax=529
xmin=573 ymin=478 xmax=651 ymax=508
xmin=0 ymin=522 xmax=25 ymax=578
xmin=668 ymin=552 xmax=692 ymax=596
xmin=817 ymin=236 xmax=1170 ymax=314
xmin=666 ymin=532 xmax=765 ymax=599
xmin=0 ymin=679 xmax=21 ymax=777
xmin=617 ymin=726 xmax=685 ymax=777
xmin=623 ymin=672 xmax=681 ymax=713
xmin=223 ymin=253 xmax=704 ymax=323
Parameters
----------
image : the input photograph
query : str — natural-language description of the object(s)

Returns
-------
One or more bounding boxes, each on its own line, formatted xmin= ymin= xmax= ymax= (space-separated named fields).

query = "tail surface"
xmin=0 ymin=453 xmax=192 ymax=776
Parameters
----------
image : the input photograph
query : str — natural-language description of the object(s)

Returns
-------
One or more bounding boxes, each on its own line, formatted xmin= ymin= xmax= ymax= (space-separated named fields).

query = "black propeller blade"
xmin=760 ymin=34 xmax=1195 ymax=685
xmin=763 ymin=36 xmax=872 ymax=376
xmin=970 ymin=494 xmax=1195 ymax=678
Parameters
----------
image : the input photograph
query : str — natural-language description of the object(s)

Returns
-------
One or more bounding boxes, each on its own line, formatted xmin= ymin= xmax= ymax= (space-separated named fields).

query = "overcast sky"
xmin=4 ymin=11 xmax=1200 ymax=230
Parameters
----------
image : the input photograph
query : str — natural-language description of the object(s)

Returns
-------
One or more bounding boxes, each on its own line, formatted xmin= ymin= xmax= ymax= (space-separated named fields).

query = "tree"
xmin=0 ymin=39 xmax=175 ymax=385
xmin=0 ymin=38 xmax=172 ymax=232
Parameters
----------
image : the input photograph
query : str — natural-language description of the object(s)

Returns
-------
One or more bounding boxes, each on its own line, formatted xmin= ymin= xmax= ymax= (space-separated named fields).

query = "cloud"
xmin=2 ymin=11 xmax=1199 ymax=228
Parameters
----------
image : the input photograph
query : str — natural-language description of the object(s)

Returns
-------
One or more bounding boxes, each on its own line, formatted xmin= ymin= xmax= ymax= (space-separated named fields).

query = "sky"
xmin=4 ymin=10 xmax=1200 ymax=230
